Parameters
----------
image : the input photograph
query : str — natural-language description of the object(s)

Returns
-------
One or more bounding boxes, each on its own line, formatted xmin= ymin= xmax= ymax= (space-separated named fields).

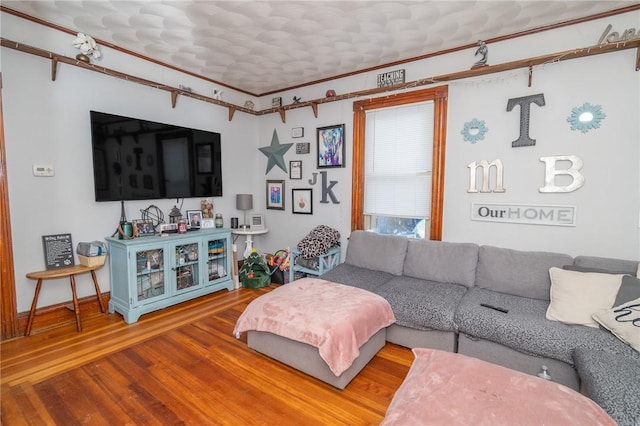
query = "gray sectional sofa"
xmin=320 ymin=230 xmax=640 ymax=425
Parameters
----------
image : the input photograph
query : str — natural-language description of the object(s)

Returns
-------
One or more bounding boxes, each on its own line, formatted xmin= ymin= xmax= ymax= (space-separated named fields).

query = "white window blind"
xmin=364 ymin=101 xmax=434 ymax=218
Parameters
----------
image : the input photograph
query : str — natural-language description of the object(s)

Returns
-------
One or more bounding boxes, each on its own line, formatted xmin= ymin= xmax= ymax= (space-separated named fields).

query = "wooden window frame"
xmin=351 ymin=86 xmax=448 ymax=240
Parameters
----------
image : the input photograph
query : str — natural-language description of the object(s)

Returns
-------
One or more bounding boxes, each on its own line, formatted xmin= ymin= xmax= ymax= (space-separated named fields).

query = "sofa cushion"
xmin=454 ymin=288 xmax=638 ymax=364
xmin=573 ymin=349 xmax=640 ymax=426
xmin=546 ymin=267 xmax=623 ymax=328
xmin=475 ymin=246 xmax=573 ymax=300
xmin=402 ymin=240 xmax=478 ymax=288
xmin=344 ymin=230 xmax=408 ymax=275
xmin=564 ymin=265 xmax=640 ymax=306
xmin=616 ymin=275 xmax=640 ymax=306
xmin=592 ymin=297 xmax=640 ymax=352
xmin=320 ymin=263 xmax=393 ymax=293
xmin=574 ymin=256 xmax=638 ymax=276
xmin=376 ymin=276 xmax=467 ymax=332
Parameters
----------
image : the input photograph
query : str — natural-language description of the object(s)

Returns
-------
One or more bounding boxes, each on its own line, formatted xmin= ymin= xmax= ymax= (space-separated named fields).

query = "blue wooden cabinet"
xmin=106 ymin=229 xmax=233 ymax=323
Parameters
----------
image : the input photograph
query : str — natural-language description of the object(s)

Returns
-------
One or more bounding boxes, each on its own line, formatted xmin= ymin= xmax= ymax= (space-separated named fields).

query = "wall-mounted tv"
xmin=90 ymin=111 xmax=222 ymax=202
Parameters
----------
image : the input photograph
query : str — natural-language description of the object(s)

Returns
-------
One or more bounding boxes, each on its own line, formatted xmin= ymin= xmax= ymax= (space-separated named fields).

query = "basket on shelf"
xmin=78 ymin=255 xmax=106 ymax=267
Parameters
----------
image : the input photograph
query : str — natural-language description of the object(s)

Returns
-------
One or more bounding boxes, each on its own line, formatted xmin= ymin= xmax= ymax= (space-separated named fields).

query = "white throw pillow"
xmin=592 ymin=297 xmax=640 ymax=352
xmin=546 ymin=267 xmax=623 ymax=328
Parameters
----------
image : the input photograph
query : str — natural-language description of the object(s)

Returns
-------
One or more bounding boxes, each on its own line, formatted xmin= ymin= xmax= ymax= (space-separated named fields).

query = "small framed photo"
xmin=289 ymin=160 xmax=302 ymax=180
xmin=317 ymin=124 xmax=346 ymax=168
xmin=292 ymin=188 xmax=313 ymax=214
xmin=272 ymin=97 xmax=282 ymax=108
xmin=250 ymin=213 xmax=265 ymax=230
xmin=266 ymin=180 xmax=285 ymax=210
xmin=291 ymin=127 xmax=304 ymax=138
xmin=132 ymin=220 xmax=155 ymax=237
xmin=201 ymin=218 xmax=215 ymax=228
xmin=186 ymin=210 xmax=203 ymax=228
xmin=296 ymin=142 xmax=310 ymax=154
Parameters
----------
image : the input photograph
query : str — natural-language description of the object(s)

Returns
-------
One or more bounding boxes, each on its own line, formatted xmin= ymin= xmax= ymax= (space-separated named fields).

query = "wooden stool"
xmin=25 ymin=264 xmax=106 ymax=336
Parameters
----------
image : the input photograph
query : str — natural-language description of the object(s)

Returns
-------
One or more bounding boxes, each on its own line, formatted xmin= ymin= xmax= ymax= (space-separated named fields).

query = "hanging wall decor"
xmin=259 ymin=129 xmax=293 ymax=174
xmin=567 ymin=102 xmax=606 ymax=133
xmin=317 ymin=124 xmax=346 ymax=168
xmin=461 ymin=118 xmax=489 ymax=144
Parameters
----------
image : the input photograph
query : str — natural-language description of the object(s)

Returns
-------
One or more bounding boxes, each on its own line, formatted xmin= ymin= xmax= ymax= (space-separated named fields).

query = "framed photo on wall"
xmin=289 ymin=160 xmax=302 ymax=179
xmin=292 ymin=188 xmax=313 ymax=214
xmin=317 ymin=124 xmax=345 ymax=168
xmin=266 ymin=180 xmax=285 ymax=210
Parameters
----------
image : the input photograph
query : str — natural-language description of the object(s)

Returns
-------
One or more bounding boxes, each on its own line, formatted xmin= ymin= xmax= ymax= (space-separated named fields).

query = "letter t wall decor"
xmin=506 ymin=93 xmax=546 ymax=148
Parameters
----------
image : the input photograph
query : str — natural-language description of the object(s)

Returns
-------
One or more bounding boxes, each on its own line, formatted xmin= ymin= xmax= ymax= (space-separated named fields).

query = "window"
xmin=364 ymin=102 xmax=434 ymax=238
xmin=352 ymin=86 xmax=448 ymax=240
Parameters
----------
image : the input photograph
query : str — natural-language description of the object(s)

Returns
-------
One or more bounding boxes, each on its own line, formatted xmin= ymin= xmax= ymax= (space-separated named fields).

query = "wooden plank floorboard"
xmin=1 ymin=286 xmax=413 ymax=425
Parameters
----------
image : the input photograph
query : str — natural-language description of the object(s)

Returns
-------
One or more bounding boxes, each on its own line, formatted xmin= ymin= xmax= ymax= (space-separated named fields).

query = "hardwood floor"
xmin=1 ymin=285 xmax=413 ymax=425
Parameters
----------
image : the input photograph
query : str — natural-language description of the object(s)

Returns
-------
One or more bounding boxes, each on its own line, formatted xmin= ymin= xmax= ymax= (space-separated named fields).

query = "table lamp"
xmin=236 ymin=194 xmax=253 ymax=229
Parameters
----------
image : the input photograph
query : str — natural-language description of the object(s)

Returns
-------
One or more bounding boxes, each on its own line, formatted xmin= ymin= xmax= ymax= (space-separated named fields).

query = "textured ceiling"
xmin=2 ymin=1 xmax=635 ymax=95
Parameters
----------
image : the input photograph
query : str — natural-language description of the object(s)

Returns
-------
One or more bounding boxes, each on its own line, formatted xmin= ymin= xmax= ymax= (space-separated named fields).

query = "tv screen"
xmin=90 ymin=111 xmax=222 ymax=202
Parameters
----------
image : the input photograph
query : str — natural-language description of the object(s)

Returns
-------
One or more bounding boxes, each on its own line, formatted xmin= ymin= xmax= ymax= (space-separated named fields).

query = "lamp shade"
xmin=236 ymin=194 xmax=253 ymax=211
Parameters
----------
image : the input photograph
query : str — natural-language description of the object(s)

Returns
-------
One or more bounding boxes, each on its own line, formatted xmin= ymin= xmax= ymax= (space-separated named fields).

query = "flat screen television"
xmin=90 ymin=111 xmax=222 ymax=202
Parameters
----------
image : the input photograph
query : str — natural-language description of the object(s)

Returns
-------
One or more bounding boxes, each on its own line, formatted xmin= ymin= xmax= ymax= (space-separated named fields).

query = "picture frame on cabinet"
xmin=186 ymin=210 xmax=203 ymax=228
xmin=132 ymin=220 xmax=156 ymax=237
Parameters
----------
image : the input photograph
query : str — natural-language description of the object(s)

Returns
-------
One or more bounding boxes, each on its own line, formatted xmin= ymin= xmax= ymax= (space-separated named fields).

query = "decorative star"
xmin=259 ymin=130 xmax=293 ymax=173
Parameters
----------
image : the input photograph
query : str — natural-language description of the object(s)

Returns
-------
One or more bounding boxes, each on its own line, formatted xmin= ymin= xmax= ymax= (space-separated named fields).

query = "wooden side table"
xmin=25 ymin=264 xmax=106 ymax=336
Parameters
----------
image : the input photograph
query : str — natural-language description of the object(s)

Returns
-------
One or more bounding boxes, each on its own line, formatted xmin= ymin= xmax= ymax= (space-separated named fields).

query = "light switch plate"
xmin=33 ymin=164 xmax=54 ymax=176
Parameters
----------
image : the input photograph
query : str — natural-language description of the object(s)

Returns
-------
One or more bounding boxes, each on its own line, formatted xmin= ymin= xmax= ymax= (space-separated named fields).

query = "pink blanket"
xmin=233 ymin=278 xmax=395 ymax=376
xmin=382 ymin=349 xmax=615 ymax=426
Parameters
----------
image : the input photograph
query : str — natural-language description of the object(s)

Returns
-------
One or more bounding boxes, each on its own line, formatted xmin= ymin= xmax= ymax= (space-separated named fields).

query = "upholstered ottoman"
xmin=382 ymin=349 xmax=615 ymax=425
xmin=233 ymin=278 xmax=395 ymax=389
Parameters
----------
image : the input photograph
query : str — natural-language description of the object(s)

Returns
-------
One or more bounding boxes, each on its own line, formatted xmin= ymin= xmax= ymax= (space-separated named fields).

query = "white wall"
xmin=1 ymin=14 xmax=259 ymax=312
xmin=255 ymin=11 xmax=640 ymax=259
xmin=2 ymin=10 xmax=639 ymax=313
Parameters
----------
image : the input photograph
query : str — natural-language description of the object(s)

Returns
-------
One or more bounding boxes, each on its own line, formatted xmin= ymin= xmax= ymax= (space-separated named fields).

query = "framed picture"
xmin=290 ymin=160 xmax=302 ymax=179
xmin=266 ymin=180 xmax=285 ymax=210
xmin=186 ymin=210 xmax=203 ymax=228
xmin=196 ymin=144 xmax=213 ymax=174
xmin=317 ymin=124 xmax=346 ymax=168
xmin=292 ymin=127 xmax=304 ymax=138
xmin=292 ymin=188 xmax=313 ymax=214
xmin=296 ymin=142 xmax=310 ymax=154
xmin=272 ymin=97 xmax=282 ymax=108
xmin=132 ymin=220 xmax=156 ymax=237
xmin=201 ymin=218 xmax=215 ymax=228
xmin=250 ymin=213 xmax=265 ymax=230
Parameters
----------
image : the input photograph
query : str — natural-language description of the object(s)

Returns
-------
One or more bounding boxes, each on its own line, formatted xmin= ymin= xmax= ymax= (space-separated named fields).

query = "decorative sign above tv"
xmin=90 ymin=111 xmax=222 ymax=202
xmin=377 ymin=69 xmax=405 ymax=87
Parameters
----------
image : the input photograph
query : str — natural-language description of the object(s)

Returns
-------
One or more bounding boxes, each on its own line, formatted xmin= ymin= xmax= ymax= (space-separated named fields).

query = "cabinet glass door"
xmin=173 ymin=241 xmax=200 ymax=293
xmin=206 ymin=237 xmax=228 ymax=284
xmin=135 ymin=248 xmax=166 ymax=303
